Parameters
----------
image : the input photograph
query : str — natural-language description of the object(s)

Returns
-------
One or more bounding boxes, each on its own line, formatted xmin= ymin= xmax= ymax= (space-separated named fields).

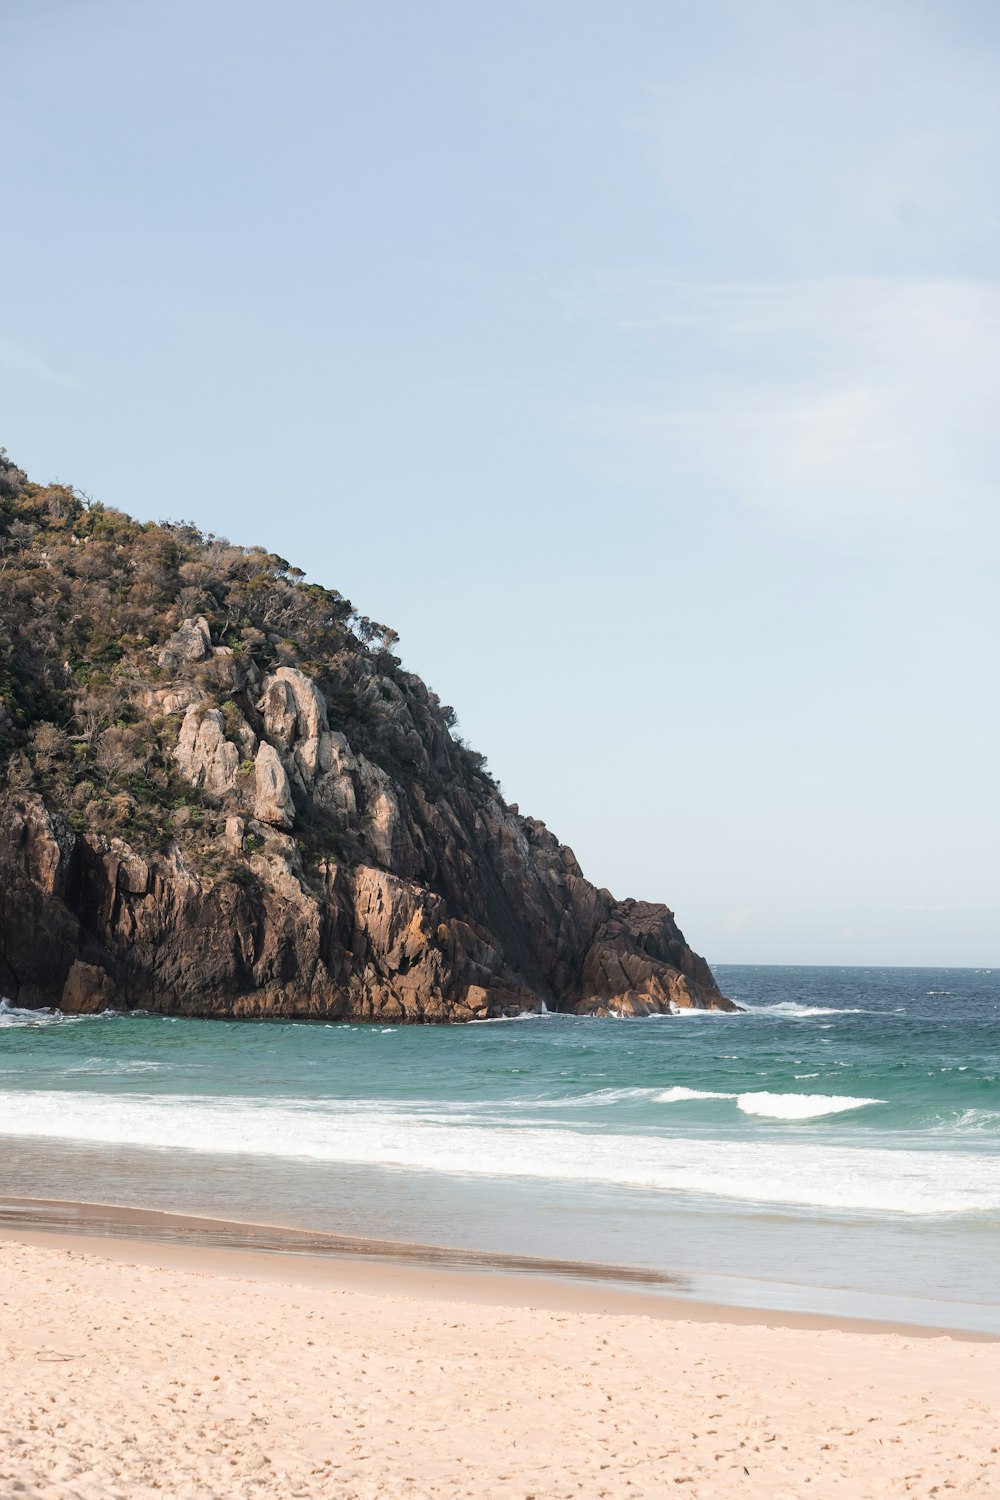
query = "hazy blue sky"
xmin=3 ymin=0 xmax=998 ymax=965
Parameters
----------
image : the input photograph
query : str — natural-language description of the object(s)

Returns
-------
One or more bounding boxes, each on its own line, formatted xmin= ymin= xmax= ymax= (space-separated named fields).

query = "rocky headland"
xmin=0 ymin=450 xmax=733 ymax=1021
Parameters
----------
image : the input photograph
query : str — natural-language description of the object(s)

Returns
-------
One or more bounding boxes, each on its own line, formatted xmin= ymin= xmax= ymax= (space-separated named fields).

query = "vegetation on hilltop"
xmin=0 ymin=449 xmax=725 ymax=1021
xmin=0 ymin=449 xmax=492 ymax=867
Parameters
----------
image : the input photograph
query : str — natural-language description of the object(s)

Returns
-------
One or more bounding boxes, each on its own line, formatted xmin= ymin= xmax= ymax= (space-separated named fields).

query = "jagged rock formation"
xmin=0 ymin=450 xmax=734 ymax=1021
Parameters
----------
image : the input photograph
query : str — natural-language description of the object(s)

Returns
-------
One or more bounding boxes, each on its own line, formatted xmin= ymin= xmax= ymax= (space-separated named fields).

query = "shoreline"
xmin=2 ymin=1194 xmax=995 ymax=1342
xmin=4 ymin=1227 xmax=999 ymax=1498
xmin=2 ymin=999 xmax=742 ymax=1023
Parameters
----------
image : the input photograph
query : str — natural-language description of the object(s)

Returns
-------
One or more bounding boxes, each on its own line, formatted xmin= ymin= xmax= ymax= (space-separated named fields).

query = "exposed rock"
xmin=229 ymin=713 xmax=257 ymax=760
xmin=61 ymin=960 xmax=116 ymax=1014
xmin=174 ymin=708 xmax=240 ymax=798
xmin=355 ymin=756 xmax=417 ymax=874
xmin=261 ymin=667 xmax=325 ymax=742
xmin=254 ymin=743 xmax=294 ymax=829
xmin=312 ymin=731 xmax=359 ymax=826
xmin=4 ymin=793 xmax=76 ymax=897
xmin=573 ymin=901 xmax=723 ymax=1017
xmin=136 ymin=684 xmax=205 ymax=716
xmin=0 ymin=780 xmax=735 ymax=1021
xmin=260 ymin=667 xmax=339 ymax=789
xmin=0 ymin=460 xmax=734 ymax=1024
xmin=260 ymin=673 xmax=298 ymax=747
xmin=159 ymin=615 xmax=211 ymax=666
xmin=109 ymin=838 xmax=149 ymax=895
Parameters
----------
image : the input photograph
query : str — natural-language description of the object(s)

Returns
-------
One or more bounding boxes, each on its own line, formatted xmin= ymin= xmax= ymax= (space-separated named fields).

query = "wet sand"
xmin=1 ymin=1204 xmax=999 ymax=1497
xmin=0 ymin=1196 xmax=995 ymax=1339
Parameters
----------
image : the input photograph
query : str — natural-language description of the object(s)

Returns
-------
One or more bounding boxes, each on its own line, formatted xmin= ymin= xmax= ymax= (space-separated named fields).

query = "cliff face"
xmin=0 ymin=452 xmax=732 ymax=1021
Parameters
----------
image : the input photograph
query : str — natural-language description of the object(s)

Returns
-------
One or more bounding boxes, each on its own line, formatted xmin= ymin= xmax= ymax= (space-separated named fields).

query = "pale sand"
xmin=2 ymin=1233 xmax=998 ymax=1500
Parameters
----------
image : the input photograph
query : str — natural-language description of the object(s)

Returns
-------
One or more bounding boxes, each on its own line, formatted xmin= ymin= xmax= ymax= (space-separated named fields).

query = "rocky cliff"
xmin=0 ymin=450 xmax=733 ymax=1021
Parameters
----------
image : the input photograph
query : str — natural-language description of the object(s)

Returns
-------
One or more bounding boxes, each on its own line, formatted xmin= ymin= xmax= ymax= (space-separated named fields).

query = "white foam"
xmin=66 ymin=1059 xmax=165 ymax=1075
xmin=656 ymin=1086 xmax=733 ymax=1103
xmin=0 ymin=999 xmax=117 ymax=1028
xmin=467 ymin=1008 xmax=550 ymax=1024
xmin=647 ymin=1007 xmax=732 ymax=1019
xmin=741 ymin=1002 xmax=865 ymax=1017
xmin=654 ymin=1086 xmax=884 ymax=1119
xmin=0 ymin=1088 xmax=993 ymax=1216
xmin=507 ymin=1086 xmax=659 ymax=1112
xmin=945 ymin=1110 xmax=1000 ymax=1134
xmin=578 ymin=1086 xmax=660 ymax=1105
xmin=735 ymin=1091 xmax=885 ymax=1120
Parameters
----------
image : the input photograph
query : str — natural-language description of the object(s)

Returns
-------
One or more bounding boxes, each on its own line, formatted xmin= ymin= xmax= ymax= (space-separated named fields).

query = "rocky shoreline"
xmin=0 ymin=460 xmax=732 ymax=1023
xmin=0 ymin=752 xmax=732 ymax=1022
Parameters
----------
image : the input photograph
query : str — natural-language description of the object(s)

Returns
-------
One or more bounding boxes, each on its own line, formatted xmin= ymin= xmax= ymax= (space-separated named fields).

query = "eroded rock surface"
xmin=175 ymin=708 xmax=240 ymax=798
xmin=0 ymin=467 xmax=732 ymax=1023
xmin=158 ymin=615 xmax=211 ymax=668
xmin=0 ymin=642 xmax=734 ymax=1020
xmin=254 ymin=743 xmax=294 ymax=829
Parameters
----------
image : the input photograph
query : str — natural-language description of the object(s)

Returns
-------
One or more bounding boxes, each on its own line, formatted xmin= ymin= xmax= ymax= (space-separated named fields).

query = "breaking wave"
xmin=0 ymin=999 xmax=118 ymax=1029
xmin=655 ymin=1086 xmax=884 ymax=1119
xmin=0 ymin=1088 xmax=996 ymax=1217
xmin=739 ymin=1002 xmax=867 ymax=1018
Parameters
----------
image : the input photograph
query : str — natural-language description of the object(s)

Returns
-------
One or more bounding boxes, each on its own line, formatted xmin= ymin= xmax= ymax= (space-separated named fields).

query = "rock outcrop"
xmin=0 ymin=460 xmax=735 ymax=1022
xmin=158 ymin=614 xmax=211 ymax=668
xmin=175 ymin=708 xmax=240 ymax=798
xmin=0 ymin=783 xmax=732 ymax=1021
xmin=253 ymin=742 xmax=294 ymax=829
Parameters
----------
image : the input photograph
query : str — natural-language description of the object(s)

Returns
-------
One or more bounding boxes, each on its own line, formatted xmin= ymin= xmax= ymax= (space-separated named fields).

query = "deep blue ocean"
xmin=2 ymin=965 xmax=998 ymax=1328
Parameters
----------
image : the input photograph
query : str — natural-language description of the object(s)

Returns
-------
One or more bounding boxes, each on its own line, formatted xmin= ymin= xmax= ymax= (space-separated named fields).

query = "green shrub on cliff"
xmin=0 ymin=449 xmax=496 ymax=860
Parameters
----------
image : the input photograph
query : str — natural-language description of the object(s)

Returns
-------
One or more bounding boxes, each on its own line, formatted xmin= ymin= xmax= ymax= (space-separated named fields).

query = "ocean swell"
xmin=0 ymin=1088 xmax=996 ymax=1217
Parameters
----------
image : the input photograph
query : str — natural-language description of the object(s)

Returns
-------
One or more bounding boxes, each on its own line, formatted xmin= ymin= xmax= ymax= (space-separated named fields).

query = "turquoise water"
xmin=2 ymin=966 xmax=998 ymax=1327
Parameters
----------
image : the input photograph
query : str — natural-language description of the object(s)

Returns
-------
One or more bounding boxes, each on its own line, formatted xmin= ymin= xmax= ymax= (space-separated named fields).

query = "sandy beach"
xmin=2 ymin=1226 xmax=998 ymax=1500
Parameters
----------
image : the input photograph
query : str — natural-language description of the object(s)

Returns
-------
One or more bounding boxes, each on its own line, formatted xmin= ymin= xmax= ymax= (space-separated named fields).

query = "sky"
xmin=2 ymin=0 xmax=998 ymax=966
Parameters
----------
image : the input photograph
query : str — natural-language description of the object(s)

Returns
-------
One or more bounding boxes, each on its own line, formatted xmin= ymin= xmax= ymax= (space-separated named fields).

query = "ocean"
xmin=2 ymin=965 xmax=998 ymax=1331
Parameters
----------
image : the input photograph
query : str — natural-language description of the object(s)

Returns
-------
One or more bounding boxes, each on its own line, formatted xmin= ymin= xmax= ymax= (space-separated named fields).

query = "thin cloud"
xmin=558 ymin=273 xmax=1000 ymax=550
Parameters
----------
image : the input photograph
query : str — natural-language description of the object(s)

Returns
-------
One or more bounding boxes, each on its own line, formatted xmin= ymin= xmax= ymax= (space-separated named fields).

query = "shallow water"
xmin=2 ymin=965 xmax=998 ymax=1327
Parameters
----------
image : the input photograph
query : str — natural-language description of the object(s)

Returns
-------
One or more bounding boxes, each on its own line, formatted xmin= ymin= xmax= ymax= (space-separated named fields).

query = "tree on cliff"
xmin=0 ymin=450 xmax=729 ymax=1022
